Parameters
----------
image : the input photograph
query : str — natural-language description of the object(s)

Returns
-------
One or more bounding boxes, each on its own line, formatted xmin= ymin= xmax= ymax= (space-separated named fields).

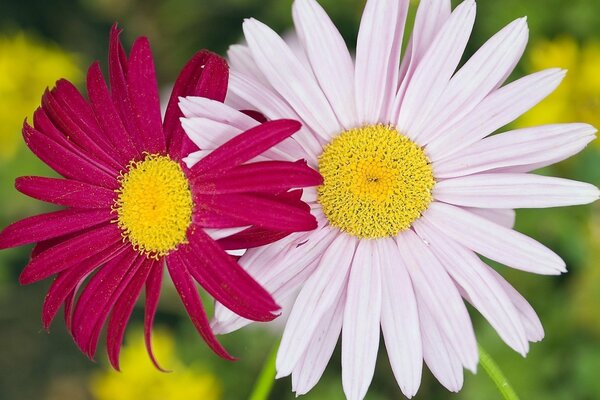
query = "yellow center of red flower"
xmin=317 ymin=125 xmax=435 ymax=238
xmin=114 ymin=154 xmax=193 ymax=258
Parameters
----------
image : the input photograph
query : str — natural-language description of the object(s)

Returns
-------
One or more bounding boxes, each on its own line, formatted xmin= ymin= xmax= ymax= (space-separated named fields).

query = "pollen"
xmin=113 ymin=154 xmax=193 ymax=258
xmin=317 ymin=125 xmax=435 ymax=239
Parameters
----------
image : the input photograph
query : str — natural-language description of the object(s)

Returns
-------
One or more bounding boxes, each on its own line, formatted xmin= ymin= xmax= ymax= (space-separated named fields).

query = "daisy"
xmin=184 ymin=0 xmax=599 ymax=398
xmin=0 ymin=25 xmax=321 ymax=370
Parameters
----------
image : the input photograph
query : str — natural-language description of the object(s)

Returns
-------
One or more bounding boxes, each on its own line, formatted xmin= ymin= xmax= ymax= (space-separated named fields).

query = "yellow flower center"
xmin=114 ymin=154 xmax=193 ymax=258
xmin=317 ymin=125 xmax=435 ymax=239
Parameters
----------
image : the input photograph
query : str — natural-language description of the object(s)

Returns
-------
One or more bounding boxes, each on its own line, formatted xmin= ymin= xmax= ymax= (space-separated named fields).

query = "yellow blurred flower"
xmin=0 ymin=33 xmax=81 ymax=161
xmin=517 ymin=36 xmax=600 ymax=132
xmin=90 ymin=329 xmax=222 ymax=400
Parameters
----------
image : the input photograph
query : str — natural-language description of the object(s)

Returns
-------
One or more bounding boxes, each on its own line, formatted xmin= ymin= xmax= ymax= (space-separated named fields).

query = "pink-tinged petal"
xmin=419 ymin=303 xmax=464 ymax=392
xmin=276 ymin=234 xmax=357 ymax=378
xmin=227 ymin=45 xmax=272 ymax=88
xmin=393 ymin=0 xmax=451 ymax=116
xmin=462 ymin=208 xmax=516 ymax=229
xmin=194 ymin=160 xmax=322 ymax=195
xmin=398 ymin=0 xmax=476 ymax=141
xmin=166 ymin=51 xmax=228 ymax=158
xmin=292 ymin=288 xmax=346 ymax=396
xmin=179 ymin=96 xmax=256 ymax=129
xmin=378 ymin=238 xmax=422 ymax=398
xmin=397 ymin=229 xmax=478 ymax=372
xmin=212 ymin=226 xmax=337 ymax=335
xmin=292 ymin=0 xmax=357 ymax=128
xmin=178 ymin=227 xmax=279 ymax=322
xmin=434 ymin=124 xmax=597 ymax=178
xmin=41 ymin=242 xmax=128 ymax=330
xmin=15 ymin=176 xmax=115 ymax=209
xmin=194 ymin=192 xmax=316 ymax=232
xmin=144 ymin=260 xmax=167 ymax=371
xmin=0 ymin=208 xmax=113 ymax=250
xmin=423 ymin=202 xmax=566 ymax=275
xmin=355 ymin=0 xmax=409 ymax=124
xmin=23 ymin=122 xmax=117 ymax=189
xmin=126 ymin=37 xmax=166 ymax=154
xmin=415 ymin=219 xmax=529 ymax=355
xmin=107 ymin=257 xmax=154 ymax=370
xmin=487 ymin=268 xmax=544 ymax=342
xmin=228 ymin=72 xmax=322 ymax=163
xmin=434 ymin=173 xmax=600 ymax=209
xmin=166 ymin=253 xmax=234 ymax=360
xmin=19 ymin=224 xmax=122 ymax=285
xmin=190 ymin=119 xmax=302 ymax=175
xmin=71 ymin=249 xmax=141 ymax=358
xmin=243 ymin=18 xmax=341 ymax=140
xmin=342 ymin=240 xmax=382 ymax=400
xmin=427 ymin=68 xmax=567 ymax=161
xmin=86 ymin=62 xmax=139 ymax=163
xmin=416 ymin=17 xmax=528 ymax=144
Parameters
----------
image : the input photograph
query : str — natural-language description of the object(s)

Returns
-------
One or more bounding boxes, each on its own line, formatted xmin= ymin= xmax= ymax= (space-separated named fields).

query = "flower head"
xmin=190 ymin=0 xmax=600 ymax=398
xmin=0 ymin=24 xmax=321 ymax=369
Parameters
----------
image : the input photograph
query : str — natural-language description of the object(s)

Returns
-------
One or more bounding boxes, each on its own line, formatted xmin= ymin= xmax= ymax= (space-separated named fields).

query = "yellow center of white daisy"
xmin=317 ymin=125 xmax=435 ymax=239
xmin=114 ymin=154 xmax=193 ymax=258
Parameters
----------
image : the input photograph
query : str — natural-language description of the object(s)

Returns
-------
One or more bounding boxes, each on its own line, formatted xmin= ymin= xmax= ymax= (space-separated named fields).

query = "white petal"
xmin=378 ymin=238 xmax=422 ymax=398
xmin=342 ymin=240 xmax=382 ymax=400
xmin=433 ymin=123 xmax=597 ymax=178
xmin=414 ymin=219 xmax=529 ymax=355
xmin=227 ymin=44 xmax=272 ymax=88
xmin=276 ymin=233 xmax=357 ymax=378
xmin=292 ymin=0 xmax=357 ymax=129
xmin=181 ymin=117 xmax=241 ymax=149
xmin=462 ymin=208 xmax=516 ymax=229
xmin=183 ymin=149 xmax=213 ymax=168
xmin=355 ymin=0 xmax=409 ymax=124
xmin=416 ymin=17 xmax=528 ymax=144
xmin=292 ymin=287 xmax=346 ymax=396
xmin=396 ymin=229 xmax=478 ymax=372
xmin=179 ymin=96 xmax=257 ymax=129
xmin=243 ymin=18 xmax=341 ymax=140
xmin=426 ymin=68 xmax=567 ymax=162
xmin=434 ymin=173 xmax=600 ymax=209
xmin=423 ymin=202 xmax=566 ymax=275
xmin=419 ymin=303 xmax=464 ymax=392
xmin=397 ymin=0 xmax=476 ymax=141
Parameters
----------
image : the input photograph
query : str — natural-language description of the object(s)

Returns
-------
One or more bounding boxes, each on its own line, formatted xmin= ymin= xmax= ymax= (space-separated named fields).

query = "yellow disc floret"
xmin=317 ymin=125 xmax=435 ymax=239
xmin=114 ymin=154 xmax=193 ymax=258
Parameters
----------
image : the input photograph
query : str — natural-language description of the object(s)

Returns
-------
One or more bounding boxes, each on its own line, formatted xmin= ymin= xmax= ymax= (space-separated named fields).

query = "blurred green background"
xmin=0 ymin=0 xmax=599 ymax=399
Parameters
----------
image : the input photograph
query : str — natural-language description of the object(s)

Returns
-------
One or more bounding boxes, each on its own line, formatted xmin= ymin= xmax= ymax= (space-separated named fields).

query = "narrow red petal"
xmin=16 ymin=176 xmax=115 ymax=209
xmin=144 ymin=261 xmax=169 ymax=371
xmin=217 ymin=227 xmax=290 ymax=251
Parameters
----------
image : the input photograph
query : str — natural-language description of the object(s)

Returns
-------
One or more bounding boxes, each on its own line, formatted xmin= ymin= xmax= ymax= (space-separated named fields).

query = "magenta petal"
xmin=16 ymin=176 xmax=115 ymax=209
xmin=87 ymin=62 xmax=139 ymax=164
xmin=166 ymin=253 xmax=234 ymax=361
xmin=106 ymin=258 xmax=154 ymax=370
xmin=70 ymin=249 xmax=140 ymax=358
xmin=217 ymin=227 xmax=290 ymax=251
xmin=127 ymin=37 xmax=166 ymax=154
xmin=179 ymin=228 xmax=279 ymax=322
xmin=19 ymin=224 xmax=122 ymax=284
xmin=194 ymin=193 xmax=317 ymax=232
xmin=194 ymin=160 xmax=322 ymax=194
xmin=190 ymin=119 xmax=302 ymax=175
xmin=23 ymin=122 xmax=117 ymax=189
xmin=0 ymin=208 xmax=113 ymax=250
xmin=42 ymin=242 xmax=128 ymax=330
xmin=166 ymin=51 xmax=229 ymax=159
xmin=144 ymin=260 xmax=168 ymax=371
xmin=240 ymin=110 xmax=267 ymax=123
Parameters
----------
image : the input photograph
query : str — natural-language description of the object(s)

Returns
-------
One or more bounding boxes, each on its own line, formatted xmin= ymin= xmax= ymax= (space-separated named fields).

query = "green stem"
xmin=478 ymin=343 xmax=520 ymax=400
xmin=249 ymin=342 xmax=279 ymax=400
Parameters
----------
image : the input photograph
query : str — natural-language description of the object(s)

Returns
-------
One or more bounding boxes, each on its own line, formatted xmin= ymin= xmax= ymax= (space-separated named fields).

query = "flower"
xmin=186 ymin=0 xmax=600 ymax=398
xmin=0 ymin=33 xmax=81 ymax=161
xmin=0 ymin=25 xmax=321 ymax=369
xmin=91 ymin=328 xmax=221 ymax=400
xmin=516 ymin=36 xmax=600 ymax=132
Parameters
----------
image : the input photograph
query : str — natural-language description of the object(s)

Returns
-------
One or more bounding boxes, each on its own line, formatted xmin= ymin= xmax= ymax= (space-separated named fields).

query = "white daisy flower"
xmin=179 ymin=0 xmax=599 ymax=398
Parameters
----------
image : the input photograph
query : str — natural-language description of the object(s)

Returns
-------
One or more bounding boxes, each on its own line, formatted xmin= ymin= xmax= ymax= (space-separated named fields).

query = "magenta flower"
xmin=0 ymin=25 xmax=321 ymax=369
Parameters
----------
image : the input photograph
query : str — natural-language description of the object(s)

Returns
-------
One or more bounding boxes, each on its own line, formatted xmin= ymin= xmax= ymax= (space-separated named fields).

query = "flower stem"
xmin=478 ymin=343 xmax=520 ymax=400
xmin=249 ymin=342 xmax=279 ymax=400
